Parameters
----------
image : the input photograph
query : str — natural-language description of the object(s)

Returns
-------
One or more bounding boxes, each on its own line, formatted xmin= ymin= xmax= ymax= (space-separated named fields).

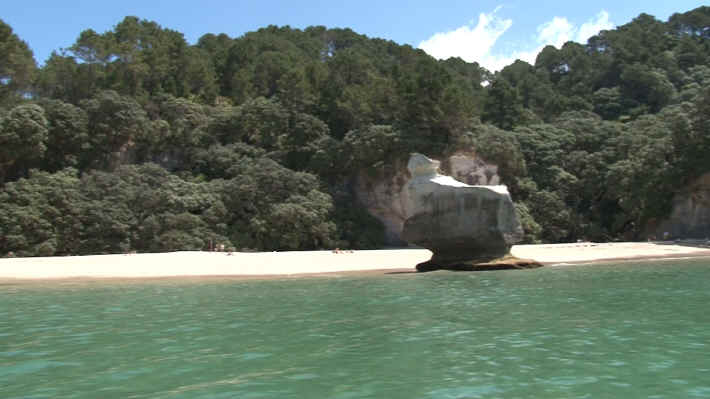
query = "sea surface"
xmin=2 ymin=259 xmax=710 ymax=398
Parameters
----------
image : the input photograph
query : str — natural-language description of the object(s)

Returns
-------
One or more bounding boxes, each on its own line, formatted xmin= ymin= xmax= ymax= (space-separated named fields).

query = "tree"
xmin=142 ymin=95 xmax=209 ymax=164
xmin=592 ymin=87 xmax=624 ymax=120
xmin=343 ymin=125 xmax=404 ymax=171
xmin=395 ymin=56 xmax=460 ymax=145
xmin=66 ymin=16 xmax=217 ymax=101
xmin=0 ymin=104 xmax=48 ymax=182
xmin=257 ymin=190 xmax=336 ymax=250
xmin=41 ymin=100 xmax=89 ymax=171
xmin=620 ymin=63 xmax=676 ymax=112
xmin=679 ymin=86 xmax=710 ymax=176
xmin=81 ymin=90 xmax=149 ymax=168
xmin=463 ymin=121 xmax=526 ymax=184
xmin=0 ymin=19 xmax=37 ymax=105
xmin=35 ymin=52 xmax=103 ymax=104
xmin=196 ymin=33 xmax=233 ymax=95
xmin=79 ymin=164 xmax=230 ymax=253
xmin=0 ymin=169 xmax=84 ymax=256
xmin=215 ymin=157 xmax=337 ymax=250
xmin=669 ymin=6 xmax=710 ymax=38
xmin=190 ymin=143 xmax=265 ymax=180
xmin=234 ymin=97 xmax=289 ymax=149
xmin=482 ymin=78 xmax=524 ymax=130
xmin=605 ymin=114 xmax=676 ymax=238
xmin=278 ymin=112 xmax=329 ymax=170
xmin=4 ymin=9 xmax=710 ymax=254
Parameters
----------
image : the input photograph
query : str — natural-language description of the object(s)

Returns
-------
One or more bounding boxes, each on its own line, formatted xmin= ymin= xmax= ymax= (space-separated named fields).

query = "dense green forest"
xmin=1 ymin=7 xmax=710 ymax=256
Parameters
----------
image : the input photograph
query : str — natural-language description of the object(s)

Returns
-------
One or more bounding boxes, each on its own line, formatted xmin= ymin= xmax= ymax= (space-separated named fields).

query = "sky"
xmin=4 ymin=0 xmax=707 ymax=72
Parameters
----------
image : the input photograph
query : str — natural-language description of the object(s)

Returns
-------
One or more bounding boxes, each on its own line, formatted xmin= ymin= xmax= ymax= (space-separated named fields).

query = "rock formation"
xmin=354 ymin=151 xmax=501 ymax=245
xmin=400 ymin=153 xmax=539 ymax=271
xmin=647 ymin=172 xmax=710 ymax=239
xmin=353 ymin=159 xmax=411 ymax=245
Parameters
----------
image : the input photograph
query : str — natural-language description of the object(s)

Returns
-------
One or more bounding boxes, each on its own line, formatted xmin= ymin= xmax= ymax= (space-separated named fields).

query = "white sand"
xmin=0 ymin=249 xmax=432 ymax=280
xmin=511 ymin=242 xmax=710 ymax=264
xmin=1 ymin=242 xmax=709 ymax=280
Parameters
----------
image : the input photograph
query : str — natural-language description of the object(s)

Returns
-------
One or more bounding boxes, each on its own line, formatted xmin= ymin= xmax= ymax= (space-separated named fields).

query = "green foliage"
xmin=36 ymin=52 xmax=101 ymax=104
xmin=343 ymin=125 xmax=404 ymax=171
xmin=604 ymin=114 xmax=678 ymax=236
xmin=669 ymin=7 xmax=710 ymax=38
xmin=511 ymin=113 xmax=626 ymax=241
xmin=0 ymin=104 xmax=48 ymax=182
xmin=214 ymin=157 xmax=337 ymax=250
xmin=68 ymin=16 xmax=218 ymax=102
xmin=514 ymin=202 xmax=542 ymax=244
xmin=620 ymin=64 xmax=676 ymax=112
xmin=134 ymin=95 xmax=210 ymax=165
xmin=256 ymin=190 xmax=336 ymax=250
xmin=0 ymin=169 xmax=84 ymax=256
xmin=2 ymin=7 xmax=710 ymax=256
xmin=328 ymin=183 xmax=386 ymax=249
xmin=592 ymin=87 xmax=624 ymax=120
xmin=81 ymin=90 xmax=150 ymax=168
xmin=464 ymin=121 xmax=526 ymax=183
xmin=0 ymin=162 xmax=339 ymax=256
xmin=40 ymin=99 xmax=89 ymax=171
xmin=0 ymin=19 xmax=36 ymax=106
xmin=233 ymin=97 xmax=289 ymax=149
xmin=482 ymin=79 xmax=524 ymax=130
xmin=190 ymin=143 xmax=265 ymax=180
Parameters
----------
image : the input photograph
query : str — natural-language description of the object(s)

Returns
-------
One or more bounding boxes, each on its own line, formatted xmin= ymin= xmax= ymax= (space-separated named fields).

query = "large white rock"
xmin=354 ymin=152 xmax=502 ymax=245
xmin=401 ymin=153 xmax=524 ymax=268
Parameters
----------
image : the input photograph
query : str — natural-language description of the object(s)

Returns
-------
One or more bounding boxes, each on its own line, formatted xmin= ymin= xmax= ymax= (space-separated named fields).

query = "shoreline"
xmin=2 ymin=242 xmax=710 ymax=282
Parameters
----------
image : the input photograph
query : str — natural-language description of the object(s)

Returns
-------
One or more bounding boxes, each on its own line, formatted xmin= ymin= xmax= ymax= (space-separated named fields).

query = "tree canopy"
xmin=2 ymin=6 xmax=710 ymax=256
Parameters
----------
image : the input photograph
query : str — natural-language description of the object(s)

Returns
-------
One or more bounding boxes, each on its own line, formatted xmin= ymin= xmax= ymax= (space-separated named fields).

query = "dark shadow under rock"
xmin=416 ymin=255 xmax=543 ymax=272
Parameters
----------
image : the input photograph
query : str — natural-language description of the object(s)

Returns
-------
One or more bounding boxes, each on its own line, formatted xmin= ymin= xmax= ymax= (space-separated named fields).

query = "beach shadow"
xmin=384 ymin=271 xmax=419 ymax=275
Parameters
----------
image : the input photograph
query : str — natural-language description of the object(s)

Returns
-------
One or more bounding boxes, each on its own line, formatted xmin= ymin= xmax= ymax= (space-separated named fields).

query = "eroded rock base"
xmin=416 ymin=255 xmax=543 ymax=272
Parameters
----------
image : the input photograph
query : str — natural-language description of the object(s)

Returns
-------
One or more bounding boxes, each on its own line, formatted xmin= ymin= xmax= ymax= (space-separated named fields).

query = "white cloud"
xmin=537 ymin=17 xmax=575 ymax=48
xmin=418 ymin=9 xmax=512 ymax=64
xmin=418 ymin=8 xmax=615 ymax=72
xmin=576 ymin=11 xmax=614 ymax=43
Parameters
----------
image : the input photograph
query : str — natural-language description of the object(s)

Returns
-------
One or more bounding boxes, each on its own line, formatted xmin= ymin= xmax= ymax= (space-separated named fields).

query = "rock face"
xmin=353 ymin=152 xmax=501 ymax=245
xmin=442 ymin=153 xmax=501 ymax=186
xmin=400 ymin=154 xmax=532 ymax=271
xmin=353 ymin=160 xmax=411 ymax=245
xmin=647 ymin=172 xmax=710 ymax=239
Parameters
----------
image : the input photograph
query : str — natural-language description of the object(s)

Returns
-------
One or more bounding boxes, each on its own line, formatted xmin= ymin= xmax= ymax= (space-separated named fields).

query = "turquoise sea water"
xmin=2 ymin=259 xmax=710 ymax=398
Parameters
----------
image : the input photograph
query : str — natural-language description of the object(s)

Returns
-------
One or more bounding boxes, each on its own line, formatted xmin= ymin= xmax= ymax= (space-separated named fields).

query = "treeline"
xmin=1 ymin=7 xmax=710 ymax=256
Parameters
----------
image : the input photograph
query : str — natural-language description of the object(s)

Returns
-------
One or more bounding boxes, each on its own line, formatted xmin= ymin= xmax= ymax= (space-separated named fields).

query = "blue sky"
xmin=4 ymin=0 xmax=707 ymax=71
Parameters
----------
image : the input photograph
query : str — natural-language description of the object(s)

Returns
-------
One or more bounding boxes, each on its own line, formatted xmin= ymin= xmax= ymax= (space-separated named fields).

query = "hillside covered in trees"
xmin=1 ymin=7 xmax=710 ymax=256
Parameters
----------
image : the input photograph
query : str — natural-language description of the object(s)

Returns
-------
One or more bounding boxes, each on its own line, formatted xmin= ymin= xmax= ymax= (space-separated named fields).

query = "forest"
xmin=1 ymin=7 xmax=710 ymax=256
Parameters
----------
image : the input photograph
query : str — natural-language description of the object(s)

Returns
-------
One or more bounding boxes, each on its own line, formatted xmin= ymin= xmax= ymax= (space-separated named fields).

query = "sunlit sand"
xmin=2 ymin=242 xmax=710 ymax=280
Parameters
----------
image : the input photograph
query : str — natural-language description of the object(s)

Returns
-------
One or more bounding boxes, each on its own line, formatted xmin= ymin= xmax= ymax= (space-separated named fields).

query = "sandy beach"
xmin=511 ymin=241 xmax=710 ymax=264
xmin=2 ymin=242 xmax=710 ymax=280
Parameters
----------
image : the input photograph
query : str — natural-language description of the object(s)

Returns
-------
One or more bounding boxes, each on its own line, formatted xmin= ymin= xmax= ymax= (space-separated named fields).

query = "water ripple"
xmin=2 ymin=259 xmax=710 ymax=397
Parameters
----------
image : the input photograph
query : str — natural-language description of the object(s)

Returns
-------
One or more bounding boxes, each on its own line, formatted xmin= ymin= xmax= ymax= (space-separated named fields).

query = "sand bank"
xmin=2 ymin=242 xmax=710 ymax=280
xmin=512 ymin=241 xmax=710 ymax=264
xmin=0 ymin=249 xmax=431 ymax=280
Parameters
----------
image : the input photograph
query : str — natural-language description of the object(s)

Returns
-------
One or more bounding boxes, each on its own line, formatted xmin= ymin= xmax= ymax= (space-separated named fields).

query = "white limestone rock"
xmin=401 ymin=153 xmax=524 ymax=268
xmin=353 ymin=152 xmax=503 ymax=245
